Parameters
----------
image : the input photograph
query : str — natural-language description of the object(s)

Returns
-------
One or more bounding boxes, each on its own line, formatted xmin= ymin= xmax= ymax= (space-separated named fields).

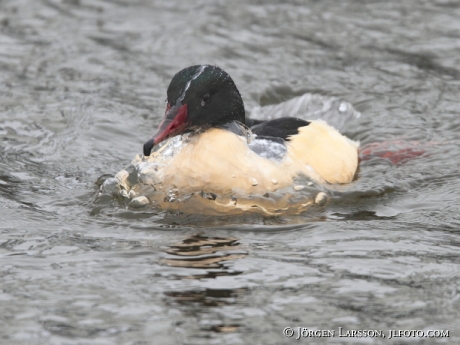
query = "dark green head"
xmin=143 ymin=65 xmax=245 ymax=156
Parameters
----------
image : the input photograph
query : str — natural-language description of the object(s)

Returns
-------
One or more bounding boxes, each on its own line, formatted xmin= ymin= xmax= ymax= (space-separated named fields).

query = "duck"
xmin=111 ymin=64 xmax=359 ymax=215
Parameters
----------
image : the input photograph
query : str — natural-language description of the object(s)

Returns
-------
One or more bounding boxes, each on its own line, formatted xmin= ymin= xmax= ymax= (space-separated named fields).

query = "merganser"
xmin=111 ymin=65 xmax=359 ymax=215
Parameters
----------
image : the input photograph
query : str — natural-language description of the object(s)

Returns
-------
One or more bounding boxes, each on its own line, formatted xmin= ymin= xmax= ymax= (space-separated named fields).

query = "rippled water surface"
xmin=1 ymin=0 xmax=460 ymax=344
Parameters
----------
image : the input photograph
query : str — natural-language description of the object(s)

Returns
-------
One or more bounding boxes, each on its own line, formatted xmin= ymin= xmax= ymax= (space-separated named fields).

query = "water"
xmin=1 ymin=0 xmax=460 ymax=344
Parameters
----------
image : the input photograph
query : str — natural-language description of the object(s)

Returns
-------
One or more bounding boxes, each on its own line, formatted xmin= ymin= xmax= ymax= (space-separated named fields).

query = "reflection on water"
xmin=164 ymin=234 xmax=246 ymax=272
xmin=164 ymin=234 xmax=247 ymax=334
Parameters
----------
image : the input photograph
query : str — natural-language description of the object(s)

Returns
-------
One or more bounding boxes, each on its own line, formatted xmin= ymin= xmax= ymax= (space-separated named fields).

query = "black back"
xmin=244 ymin=118 xmax=264 ymax=127
xmin=250 ymin=117 xmax=310 ymax=140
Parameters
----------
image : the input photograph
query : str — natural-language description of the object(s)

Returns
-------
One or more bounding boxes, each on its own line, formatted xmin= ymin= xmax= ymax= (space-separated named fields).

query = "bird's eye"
xmin=201 ymin=94 xmax=210 ymax=106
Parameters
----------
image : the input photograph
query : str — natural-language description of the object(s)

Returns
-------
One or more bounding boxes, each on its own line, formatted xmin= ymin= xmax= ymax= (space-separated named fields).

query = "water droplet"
xmin=130 ymin=196 xmax=149 ymax=207
xmin=232 ymin=174 xmax=236 ymax=178
xmin=294 ymin=185 xmax=305 ymax=191
xmin=307 ymin=182 xmax=313 ymax=186
xmin=201 ymin=100 xmax=205 ymax=106
xmin=339 ymin=102 xmax=348 ymax=113
xmin=271 ymin=179 xmax=278 ymax=184
xmin=115 ymin=169 xmax=130 ymax=190
xmin=250 ymin=178 xmax=258 ymax=186
xmin=200 ymin=191 xmax=217 ymax=200
xmin=101 ymin=177 xmax=120 ymax=196
xmin=315 ymin=192 xmax=328 ymax=206
xmin=129 ymin=190 xmax=137 ymax=199
xmin=164 ymin=188 xmax=178 ymax=202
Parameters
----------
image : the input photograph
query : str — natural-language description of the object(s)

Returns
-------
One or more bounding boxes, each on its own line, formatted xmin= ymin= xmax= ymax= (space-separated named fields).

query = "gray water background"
xmin=1 ymin=0 xmax=460 ymax=344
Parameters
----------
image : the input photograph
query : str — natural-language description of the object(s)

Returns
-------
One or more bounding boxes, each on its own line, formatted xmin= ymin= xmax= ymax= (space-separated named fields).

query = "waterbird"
xmin=114 ymin=64 xmax=359 ymax=215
